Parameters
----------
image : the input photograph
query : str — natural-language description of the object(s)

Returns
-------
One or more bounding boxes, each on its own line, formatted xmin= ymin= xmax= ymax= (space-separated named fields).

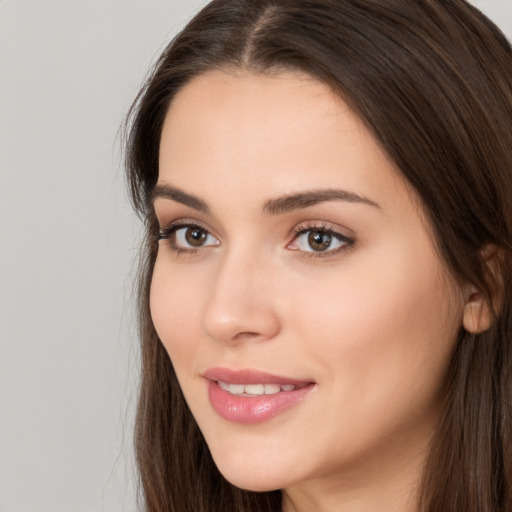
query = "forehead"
xmin=161 ymin=69 xmax=349 ymax=147
xmin=157 ymin=70 xmax=411 ymax=216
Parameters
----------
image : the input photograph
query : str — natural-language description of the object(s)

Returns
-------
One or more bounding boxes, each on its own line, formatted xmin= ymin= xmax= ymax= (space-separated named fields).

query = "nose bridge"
xmin=202 ymin=243 xmax=280 ymax=344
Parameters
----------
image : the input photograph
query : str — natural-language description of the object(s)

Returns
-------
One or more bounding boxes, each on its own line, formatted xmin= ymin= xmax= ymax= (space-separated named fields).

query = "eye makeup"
xmin=287 ymin=221 xmax=355 ymax=259
xmin=155 ymin=219 xmax=220 ymax=255
xmin=155 ymin=217 xmax=355 ymax=260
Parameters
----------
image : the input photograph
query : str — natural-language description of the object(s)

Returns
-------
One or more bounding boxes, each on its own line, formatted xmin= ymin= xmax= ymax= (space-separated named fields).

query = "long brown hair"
xmin=125 ymin=1 xmax=512 ymax=510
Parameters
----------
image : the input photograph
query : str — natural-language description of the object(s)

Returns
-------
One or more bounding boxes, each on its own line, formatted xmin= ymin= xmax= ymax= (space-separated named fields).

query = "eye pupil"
xmin=185 ymin=227 xmax=207 ymax=246
xmin=308 ymin=230 xmax=332 ymax=251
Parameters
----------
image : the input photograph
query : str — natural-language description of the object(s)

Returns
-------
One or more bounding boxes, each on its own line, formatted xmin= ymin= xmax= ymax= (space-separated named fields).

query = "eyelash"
xmin=155 ymin=220 xmax=355 ymax=258
xmin=289 ymin=222 xmax=355 ymax=259
xmin=155 ymin=220 xmax=216 ymax=255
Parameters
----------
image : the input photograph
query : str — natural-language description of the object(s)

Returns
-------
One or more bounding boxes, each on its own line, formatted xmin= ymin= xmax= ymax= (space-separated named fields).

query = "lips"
xmin=204 ymin=367 xmax=314 ymax=424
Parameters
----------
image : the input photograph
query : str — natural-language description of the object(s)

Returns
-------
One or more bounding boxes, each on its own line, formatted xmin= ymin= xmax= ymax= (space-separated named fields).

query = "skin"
xmin=150 ymin=70 xmax=473 ymax=512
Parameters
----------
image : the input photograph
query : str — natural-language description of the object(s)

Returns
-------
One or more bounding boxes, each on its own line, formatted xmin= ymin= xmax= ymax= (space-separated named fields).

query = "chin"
xmin=217 ymin=465 xmax=286 ymax=493
xmin=207 ymin=440 xmax=296 ymax=492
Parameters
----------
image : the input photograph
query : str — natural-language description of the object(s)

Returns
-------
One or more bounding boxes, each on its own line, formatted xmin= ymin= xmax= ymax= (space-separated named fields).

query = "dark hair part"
xmin=125 ymin=1 xmax=512 ymax=510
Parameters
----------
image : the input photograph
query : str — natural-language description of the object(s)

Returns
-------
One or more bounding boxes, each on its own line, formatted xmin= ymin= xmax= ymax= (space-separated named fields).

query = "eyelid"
xmin=156 ymin=216 xmax=215 ymax=235
xmin=288 ymin=220 xmax=354 ymax=240
xmin=156 ymin=218 xmax=220 ymax=252
xmin=287 ymin=221 xmax=355 ymax=258
xmin=155 ymin=217 xmax=355 ymax=258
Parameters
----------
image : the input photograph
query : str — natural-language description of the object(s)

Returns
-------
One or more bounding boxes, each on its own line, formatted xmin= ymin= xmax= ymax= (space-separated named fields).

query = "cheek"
xmin=149 ymin=257 xmax=204 ymax=366
xmin=288 ymin=245 xmax=463 ymax=407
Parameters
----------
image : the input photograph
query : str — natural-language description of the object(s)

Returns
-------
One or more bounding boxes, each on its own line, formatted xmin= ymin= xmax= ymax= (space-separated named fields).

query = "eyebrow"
xmin=151 ymin=184 xmax=381 ymax=215
xmin=152 ymin=184 xmax=210 ymax=214
xmin=262 ymin=188 xmax=381 ymax=215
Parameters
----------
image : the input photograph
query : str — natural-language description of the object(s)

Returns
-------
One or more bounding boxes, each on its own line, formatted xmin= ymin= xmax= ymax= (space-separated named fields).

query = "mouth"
xmin=203 ymin=367 xmax=315 ymax=424
xmin=217 ymin=381 xmax=308 ymax=396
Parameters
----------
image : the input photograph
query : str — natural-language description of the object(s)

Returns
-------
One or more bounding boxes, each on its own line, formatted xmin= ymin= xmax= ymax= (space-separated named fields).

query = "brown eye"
xmin=156 ymin=223 xmax=220 ymax=252
xmin=185 ymin=227 xmax=208 ymax=247
xmin=308 ymin=230 xmax=333 ymax=252
xmin=287 ymin=225 xmax=353 ymax=256
xmin=167 ymin=224 xmax=220 ymax=251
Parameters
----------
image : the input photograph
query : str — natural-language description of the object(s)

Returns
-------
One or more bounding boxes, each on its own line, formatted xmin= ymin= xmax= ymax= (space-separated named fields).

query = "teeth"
xmin=265 ymin=384 xmax=281 ymax=394
xmin=245 ymin=384 xmax=265 ymax=395
xmin=218 ymin=380 xmax=230 ymax=391
xmin=229 ymin=384 xmax=245 ymax=395
xmin=218 ymin=381 xmax=299 ymax=396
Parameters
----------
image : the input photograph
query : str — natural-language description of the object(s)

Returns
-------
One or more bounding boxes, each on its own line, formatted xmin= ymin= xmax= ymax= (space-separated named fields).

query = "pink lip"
xmin=204 ymin=367 xmax=314 ymax=424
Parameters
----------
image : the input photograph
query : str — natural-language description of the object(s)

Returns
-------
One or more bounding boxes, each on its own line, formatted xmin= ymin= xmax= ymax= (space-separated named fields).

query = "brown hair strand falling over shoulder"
xmin=125 ymin=1 xmax=512 ymax=511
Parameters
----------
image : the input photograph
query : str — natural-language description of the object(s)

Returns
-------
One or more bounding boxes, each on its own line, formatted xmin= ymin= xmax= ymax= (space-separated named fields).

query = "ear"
xmin=462 ymin=288 xmax=493 ymax=334
xmin=462 ymin=245 xmax=503 ymax=334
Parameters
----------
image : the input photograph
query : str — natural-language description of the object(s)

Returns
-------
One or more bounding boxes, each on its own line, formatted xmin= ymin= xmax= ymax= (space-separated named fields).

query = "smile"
xmin=204 ymin=368 xmax=315 ymax=424
xmin=217 ymin=381 xmax=305 ymax=396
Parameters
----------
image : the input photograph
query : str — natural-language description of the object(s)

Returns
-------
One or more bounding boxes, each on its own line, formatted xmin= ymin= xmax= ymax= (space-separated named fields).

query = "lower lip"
xmin=207 ymin=380 xmax=314 ymax=424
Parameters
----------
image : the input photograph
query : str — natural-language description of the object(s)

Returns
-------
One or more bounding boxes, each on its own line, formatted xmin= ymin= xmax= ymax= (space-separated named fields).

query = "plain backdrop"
xmin=0 ymin=1 xmax=511 ymax=511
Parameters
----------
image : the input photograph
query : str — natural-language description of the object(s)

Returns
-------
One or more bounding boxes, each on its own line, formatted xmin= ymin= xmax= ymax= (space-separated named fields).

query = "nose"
xmin=202 ymin=249 xmax=281 ymax=345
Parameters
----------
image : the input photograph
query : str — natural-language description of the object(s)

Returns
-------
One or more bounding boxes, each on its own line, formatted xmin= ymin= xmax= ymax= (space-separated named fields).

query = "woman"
xmin=125 ymin=0 xmax=512 ymax=510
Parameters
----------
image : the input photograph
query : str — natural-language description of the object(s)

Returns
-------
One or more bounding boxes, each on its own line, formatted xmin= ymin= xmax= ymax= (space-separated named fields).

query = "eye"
xmin=175 ymin=226 xmax=216 ymax=248
xmin=288 ymin=225 xmax=354 ymax=256
xmin=157 ymin=222 xmax=220 ymax=252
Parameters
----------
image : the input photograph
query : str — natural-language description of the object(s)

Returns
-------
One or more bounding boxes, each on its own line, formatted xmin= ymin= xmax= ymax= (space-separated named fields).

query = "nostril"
xmin=233 ymin=331 xmax=262 ymax=340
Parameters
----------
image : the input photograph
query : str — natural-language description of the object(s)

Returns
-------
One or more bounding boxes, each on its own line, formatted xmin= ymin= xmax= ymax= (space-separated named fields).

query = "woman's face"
xmin=151 ymin=71 xmax=466 ymax=503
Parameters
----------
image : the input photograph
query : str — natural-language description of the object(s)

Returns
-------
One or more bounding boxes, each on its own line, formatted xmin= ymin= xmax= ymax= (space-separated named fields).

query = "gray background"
xmin=0 ymin=1 xmax=510 ymax=511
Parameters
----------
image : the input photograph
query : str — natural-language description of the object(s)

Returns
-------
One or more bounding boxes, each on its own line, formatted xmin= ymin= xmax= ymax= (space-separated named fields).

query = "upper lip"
xmin=203 ymin=367 xmax=312 ymax=386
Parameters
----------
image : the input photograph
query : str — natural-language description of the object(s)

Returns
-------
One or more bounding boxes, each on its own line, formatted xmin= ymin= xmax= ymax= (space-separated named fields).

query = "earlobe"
xmin=462 ymin=244 xmax=503 ymax=334
xmin=462 ymin=290 xmax=493 ymax=334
